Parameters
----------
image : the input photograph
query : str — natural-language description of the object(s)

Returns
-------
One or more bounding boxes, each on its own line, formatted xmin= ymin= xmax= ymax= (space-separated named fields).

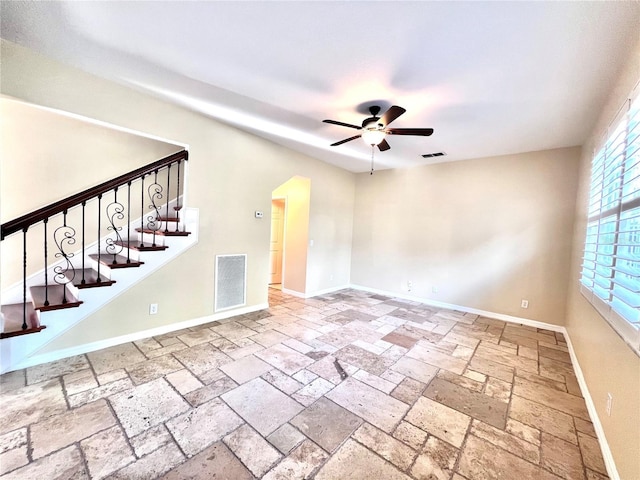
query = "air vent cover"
xmin=422 ymin=152 xmax=446 ymax=158
xmin=215 ymin=254 xmax=247 ymax=311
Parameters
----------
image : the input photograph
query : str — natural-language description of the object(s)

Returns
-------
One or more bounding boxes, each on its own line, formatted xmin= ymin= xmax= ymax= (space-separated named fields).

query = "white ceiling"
xmin=2 ymin=1 xmax=639 ymax=172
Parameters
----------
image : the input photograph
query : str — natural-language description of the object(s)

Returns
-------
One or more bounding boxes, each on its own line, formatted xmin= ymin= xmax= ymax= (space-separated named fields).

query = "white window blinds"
xmin=580 ymin=93 xmax=640 ymax=355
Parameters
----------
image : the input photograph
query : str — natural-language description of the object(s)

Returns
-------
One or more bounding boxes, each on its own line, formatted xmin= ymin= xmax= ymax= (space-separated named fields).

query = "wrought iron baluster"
xmin=54 ymin=210 xmax=76 ymax=304
xmin=147 ymin=170 xmax=163 ymax=247
xmin=97 ymin=194 xmax=102 ymax=282
xmin=22 ymin=227 xmax=28 ymax=330
xmin=175 ymin=160 xmax=181 ymax=232
xmin=106 ymin=187 xmax=124 ymax=264
xmin=43 ymin=218 xmax=49 ymax=306
xmin=127 ymin=181 xmax=131 ymax=263
xmin=81 ymin=201 xmax=86 ymax=285
xmin=165 ymin=164 xmax=171 ymax=233
xmin=140 ymin=174 xmax=146 ymax=248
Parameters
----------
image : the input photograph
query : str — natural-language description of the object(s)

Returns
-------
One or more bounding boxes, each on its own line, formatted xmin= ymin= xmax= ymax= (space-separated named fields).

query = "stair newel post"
xmin=140 ymin=174 xmax=146 ymax=248
xmin=165 ymin=163 xmax=171 ymax=233
xmin=97 ymin=194 xmax=102 ymax=282
xmin=127 ymin=181 xmax=132 ymax=264
xmin=43 ymin=218 xmax=49 ymax=307
xmin=81 ymin=201 xmax=86 ymax=285
xmin=22 ymin=227 xmax=28 ymax=330
xmin=175 ymin=159 xmax=181 ymax=233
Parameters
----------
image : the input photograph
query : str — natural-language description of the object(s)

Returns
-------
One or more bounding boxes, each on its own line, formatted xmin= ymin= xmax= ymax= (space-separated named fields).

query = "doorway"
xmin=269 ymin=198 xmax=285 ymax=287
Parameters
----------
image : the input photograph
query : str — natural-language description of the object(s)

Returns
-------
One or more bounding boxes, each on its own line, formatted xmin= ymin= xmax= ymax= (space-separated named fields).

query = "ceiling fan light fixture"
xmin=361 ymin=128 xmax=386 ymax=146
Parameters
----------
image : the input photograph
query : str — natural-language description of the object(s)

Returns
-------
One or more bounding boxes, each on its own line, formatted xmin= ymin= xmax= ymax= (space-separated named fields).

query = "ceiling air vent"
xmin=422 ymin=152 xmax=446 ymax=158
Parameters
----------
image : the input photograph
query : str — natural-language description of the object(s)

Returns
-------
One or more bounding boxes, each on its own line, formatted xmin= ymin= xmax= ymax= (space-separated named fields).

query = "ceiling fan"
xmin=323 ymin=105 xmax=434 ymax=151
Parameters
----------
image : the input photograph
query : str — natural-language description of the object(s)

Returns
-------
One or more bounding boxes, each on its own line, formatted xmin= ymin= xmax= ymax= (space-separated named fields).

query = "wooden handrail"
xmin=1 ymin=150 xmax=188 ymax=240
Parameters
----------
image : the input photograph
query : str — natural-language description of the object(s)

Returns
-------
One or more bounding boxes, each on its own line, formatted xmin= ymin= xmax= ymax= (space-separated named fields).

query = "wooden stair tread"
xmin=114 ymin=240 xmax=168 ymax=252
xmin=74 ymin=268 xmax=116 ymax=289
xmin=136 ymin=228 xmax=191 ymax=237
xmin=1 ymin=303 xmax=45 ymax=338
xmin=157 ymin=216 xmax=180 ymax=222
xmin=89 ymin=254 xmax=144 ymax=269
xmin=30 ymin=285 xmax=83 ymax=311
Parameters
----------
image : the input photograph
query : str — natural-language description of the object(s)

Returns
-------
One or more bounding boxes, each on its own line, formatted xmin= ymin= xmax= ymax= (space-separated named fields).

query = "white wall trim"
xmin=13 ymin=302 xmax=269 ymax=371
xmin=282 ymin=284 xmax=350 ymax=299
xmin=349 ymin=284 xmax=564 ymax=332
xmin=348 ymin=283 xmax=617 ymax=479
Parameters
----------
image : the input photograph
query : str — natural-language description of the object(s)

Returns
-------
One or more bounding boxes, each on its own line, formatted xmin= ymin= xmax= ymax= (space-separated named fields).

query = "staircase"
xmin=0 ymin=150 xmax=197 ymax=371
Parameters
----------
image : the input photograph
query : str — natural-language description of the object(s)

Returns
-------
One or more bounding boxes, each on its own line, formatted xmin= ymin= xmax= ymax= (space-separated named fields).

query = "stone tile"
xmin=472 ymin=420 xmax=540 ymax=463
xmin=437 ymin=369 xmax=484 ymax=393
xmin=519 ymin=345 xmax=539 ymax=360
xmin=223 ymin=424 xmax=282 ymax=477
xmin=63 ymin=369 xmax=98 ymax=395
xmin=469 ymin=356 xmax=515 ymax=383
xmin=290 ymin=397 xmax=362 ymax=452
xmin=176 ymin=328 xmax=220 ymax=347
xmin=307 ymin=355 xmax=357 ymax=385
xmin=380 ymin=369 xmax=406 ymax=384
xmin=250 ymin=329 xmax=290 ymax=347
xmin=221 ymin=377 xmax=304 ymax=435
xmin=424 ymin=377 xmax=508 ymax=429
xmin=68 ymin=378 xmax=134 ymax=408
xmin=219 ymin=354 xmax=273 ymax=384
xmin=0 ymin=445 xmax=28 ymax=475
xmin=292 ymin=377 xmax=334 ymax=406
xmin=0 ymin=445 xmax=88 ymax=480
xmin=160 ymin=441 xmax=253 ymax=480
xmin=129 ymin=424 xmax=173 ymax=458
xmin=513 ymin=377 xmax=589 ymax=420
xmin=165 ymin=368 xmax=203 ymax=395
xmin=517 ymin=369 xmax=568 ymax=392
xmin=464 ymin=369 xmax=487 ymax=383
xmin=506 ymin=418 xmax=541 ymax=446
xmin=352 ymin=339 xmax=387 ymax=355
xmin=574 ymin=417 xmax=597 ymax=438
xmin=510 ymin=395 xmax=577 ymax=444
xmin=87 ymin=344 xmax=146 ymax=375
xmin=256 ymin=343 xmax=315 ymax=375
xmin=0 ymin=428 xmax=27 ymax=454
xmin=406 ymin=342 xmax=468 ymax=374
xmin=107 ymin=441 xmax=184 ymax=479
xmin=109 ymin=378 xmax=190 ymax=437
xmin=143 ymin=342 xmax=189 ymax=359
xmin=353 ymin=369 xmax=396 ymax=393
xmin=31 ymin=399 xmax=116 ymax=459
xmin=210 ymin=321 xmax=257 ymax=340
xmin=283 ymin=337 xmax=315 ymax=354
xmin=81 ymin=426 xmax=134 ymax=480
xmin=226 ymin=342 xmax=265 ymax=359
xmin=267 ymin=423 xmax=307 ymax=454
xmin=411 ymin=435 xmax=459 ymax=480
xmin=261 ymin=368 xmax=304 ymax=394
xmin=539 ymin=345 xmax=572 ymax=364
xmin=0 ymin=379 xmax=67 ymax=433
xmin=133 ymin=337 xmax=162 ymax=354
xmin=381 ymin=344 xmax=409 ymax=362
xmin=391 ymin=356 xmax=439 ymax=384
xmin=96 ymin=369 xmax=128 ymax=385
xmin=458 ymin=435 xmax=560 ymax=480
xmin=391 ymin=377 xmax=426 ymax=405
xmin=26 ymin=355 xmax=90 ymax=385
xmin=406 ymin=396 xmax=471 ymax=448
xmin=183 ymin=375 xmax=237 ymax=407
xmin=326 ymin=376 xmax=409 ymax=433
xmin=586 ymin=470 xmax=609 ymax=480
xmin=292 ymin=369 xmax=319 ymax=384
xmin=172 ymin=343 xmax=232 ymax=384
xmin=315 ymin=439 xmax=411 ymax=480
xmin=263 ymin=439 xmax=328 ymax=480
xmin=126 ymin=355 xmax=183 ymax=385
xmin=578 ymin=431 xmax=607 ymax=475
xmin=393 ymin=420 xmax=428 ymax=450
xmin=485 ymin=376 xmax=513 ymax=402
xmin=475 ymin=343 xmax=539 ymax=373
xmin=166 ymin=397 xmax=244 ymax=457
xmin=0 ymin=370 xmax=26 ymax=393
xmin=352 ymin=422 xmax=417 ymax=470
xmin=541 ymin=432 xmax=585 ymax=480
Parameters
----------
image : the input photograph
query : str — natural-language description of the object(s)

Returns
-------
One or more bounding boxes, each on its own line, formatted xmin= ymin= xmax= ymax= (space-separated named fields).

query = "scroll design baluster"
xmin=175 ymin=160 xmax=182 ymax=232
xmin=53 ymin=210 xmax=76 ymax=304
xmin=105 ymin=187 xmax=125 ymax=264
xmin=146 ymin=170 xmax=163 ymax=247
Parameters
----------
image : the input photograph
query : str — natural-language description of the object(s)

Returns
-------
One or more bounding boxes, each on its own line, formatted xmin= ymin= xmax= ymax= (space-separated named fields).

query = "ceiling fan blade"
xmin=387 ymin=128 xmax=434 ymax=136
xmin=378 ymin=139 xmax=391 ymax=151
xmin=379 ymin=105 xmax=406 ymax=127
xmin=323 ymin=119 xmax=362 ymax=130
xmin=330 ymin=134 xmax=361 ymax=146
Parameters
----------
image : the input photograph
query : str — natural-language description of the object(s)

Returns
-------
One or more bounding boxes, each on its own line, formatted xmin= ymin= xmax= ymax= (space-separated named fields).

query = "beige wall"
xmin=351 ymin=147 xmax=580 ymax=326
xmin=0 ymin=40 xmax=355 ymax=351
xmin=565 ymin=34 xmax=640 ymax=480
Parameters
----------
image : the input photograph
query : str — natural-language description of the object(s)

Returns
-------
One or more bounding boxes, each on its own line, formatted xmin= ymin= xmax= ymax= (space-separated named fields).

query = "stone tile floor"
xmin=0 ymin=289 xmax=609 ymax=479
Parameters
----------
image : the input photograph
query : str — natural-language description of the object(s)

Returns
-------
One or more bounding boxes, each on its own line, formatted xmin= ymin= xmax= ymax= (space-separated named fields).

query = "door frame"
xmin=269 ymin=196 xmax=287 ymax=287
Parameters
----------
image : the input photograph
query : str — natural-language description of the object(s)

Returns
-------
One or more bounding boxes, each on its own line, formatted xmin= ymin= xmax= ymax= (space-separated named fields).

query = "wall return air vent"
xmin=215 ymin=254 xmax=247 ymax=312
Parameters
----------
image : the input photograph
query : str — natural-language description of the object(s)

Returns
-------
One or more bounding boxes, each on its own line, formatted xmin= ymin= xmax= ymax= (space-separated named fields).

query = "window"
xmin=581 ymin=91 xmax=640 ymax=355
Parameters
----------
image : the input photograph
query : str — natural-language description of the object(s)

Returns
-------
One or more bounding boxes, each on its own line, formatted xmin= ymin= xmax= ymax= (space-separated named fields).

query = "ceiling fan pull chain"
xmin=370 ymin=145 xmax=375 ymax=175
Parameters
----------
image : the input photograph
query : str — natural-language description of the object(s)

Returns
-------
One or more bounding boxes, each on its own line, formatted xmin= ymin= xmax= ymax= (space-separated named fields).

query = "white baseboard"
xmin=13 ymin=302 xmax=269 ymax=371
xmin=281 ymin=284 xmax=350 ymax=299
xmin=348 ymin=283 xmax=617 ymax=479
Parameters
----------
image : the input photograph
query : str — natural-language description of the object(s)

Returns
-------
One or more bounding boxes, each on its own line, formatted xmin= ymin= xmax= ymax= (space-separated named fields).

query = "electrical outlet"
xmin=149 ymin=303 xmax=158 ymax=315
xmin=407 ymin=281 xmax=413 ymax=292
xmin=521 ymin=299 xmax=529 ymax=309
xmin=606 ymin=392 xmax=613 ymax=416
